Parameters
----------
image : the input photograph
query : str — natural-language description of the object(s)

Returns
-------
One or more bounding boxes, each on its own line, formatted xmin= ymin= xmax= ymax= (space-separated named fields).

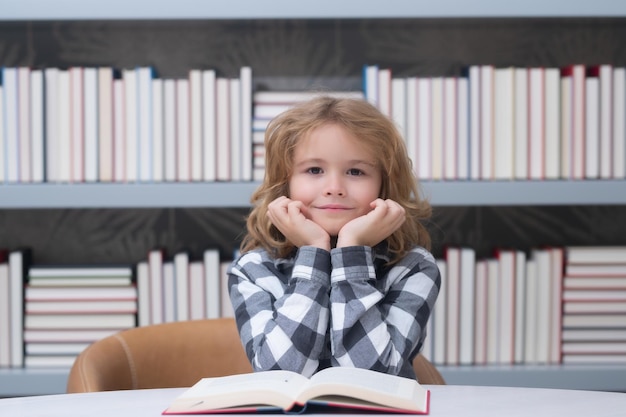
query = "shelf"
xmin=2 ymin=0 xmax=626 ymax=20
xmin=1 ymin=180 xmax=626 ymax=209
xmin=2 ymin=365 xmax=626 ymax=397
xmin=439 ymin=365 xmax=626 ymax=392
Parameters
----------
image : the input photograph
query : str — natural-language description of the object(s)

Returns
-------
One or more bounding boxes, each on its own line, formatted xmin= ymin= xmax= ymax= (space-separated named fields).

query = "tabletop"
xmin=0 ymin=385 xmax=625 ymax=417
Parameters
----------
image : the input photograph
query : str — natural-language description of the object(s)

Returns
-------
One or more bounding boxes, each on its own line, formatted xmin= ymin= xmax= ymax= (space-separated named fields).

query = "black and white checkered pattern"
xmin=228 ymin=244 xmax=440 ymax=379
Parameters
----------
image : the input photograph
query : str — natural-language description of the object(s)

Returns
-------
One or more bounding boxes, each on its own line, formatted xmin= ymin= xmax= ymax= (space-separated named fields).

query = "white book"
xmin=496 ymin=249 xmax=516 ymax=365
xmin=25 ymin=300 xmax=137 ymax=314
xmin=404 ymin=78 xmax=418 ymax=174
xmin=163 ymin=79 xmax=177 ymax=182
xmin=30 ymin=69 xmax=45 ymax=183
xmin=149 ymin=249 xmax=164 ymax=325
xmin=494 ymin=67 xmax=514 ymax=180
xmin=560 ymin=70 xmax=573 ymax=179
xmin=137 ymin=67 xmax=154 ymax=182
xmin=113 ymin=78 xmax=126 ymax=182
xmin=458 ymin=247 xmax=475 ymax=365
xmin=151 ymin=78 xmax=164 ymax=182
xmin=364 ymin=64 xmax=379 ymax=107
xmin=176 ymin=79 xmax=191 ymax=182
xmin=456 ymin=77 xmax=469 ymax=180
xmin=23 ymin=328 xmax=118 ymax=343
xmin=162 ymin=261 xmax=176 ymax=323
xmin=9 ymin=250 xmax=26 ymax=367
xmin=514 ymin=67 xmax=528 ymax=180
xmin=174 ymin=252 xmax=190 ymax=321
xmin=25 ymin=313 xmax=136 ymax=330
xmin=430 ymin=77 xmax=443 ymax=180
xmin=480 ymin=65 xmax=494 ymax=181
xmin=136 ymin=261 xmax=151 ymax=327
xmin=444 ymin=248 xmax=460 ymax=366
xmin=612 ymin=67 xmax=625 ymax=178
xmin=599 ymin=65 xmax=613 ymax=179
xmin=533 ymin=249 xmax=552 ymax=364
xmin=216 ymin=77 xmax=231 ymax=181
xmin=391 ymin=77 xmax=407 ymax=141
xmin=204 ymin=248 xmax=221 ymax=319
xmin=415 ymin=77 xmax=433 ymax=180
xmin=585 ymin=71 xmax=600 ymax=179
xmin=44 ymin=68 xmax=59 ymax=182
xmin=240 ymin=66 xmax=253 ymax=181
xmin=189 ymin=69 xmax=203 ymax=182
xmin=485 ymin=259 xmax=499 ymax=364
xmin=25 ymin=342 xmax=91 ymax=356
xmin=123 ymin=68 xmax=138 ymax=182
xmin=544 ymin=68 xmax=561 ymax=180
xmin=549 ymin=248 xmax=564 ymax=364
xmin=408 ymin=77 xmax=433 ymax=180
xmin=468 ymin=65 xmax=481 ymax=180
xmin=513 ymin=250 xmax=527 ymax=364
xmin=571 ymin=64 xmax=586 ymax=180
xmin=202 ymin=69 xmax=217 ymax=182
xmin=0 ymin=263 xmax=10 ymax=367
xmin=528 ymin=67 xmax=544 ymax=180
xmin=189 ymin=261 xmax=205 ymax=320
xmin=473 ymin=260 xmax=488 ymax=365
xmin=24 ymin=355 xmax=78 ymax=368
xmin=432 ymin=258 xmax=447 ymax=365
xmin=377 ymin=68 xmax=392 ymax=117
xmin=443 ymin=77 xmax=457 ymax=180
xmin=18 ymin=67 xmax=32 ymax=183
xmin=83 ymin=67 xmax=99 ymax=183
xmin=58 ymin=70 xmax=71 ymax=182
xmin=230 ymin=78 xmax=242 ymax=181
xmin=98 ymin=67 xmax=114 ymax=182
xmin=3 ymin=68 xmax=19 ymax=182
xmin=70 ymin=67 xmax=84 ymax=183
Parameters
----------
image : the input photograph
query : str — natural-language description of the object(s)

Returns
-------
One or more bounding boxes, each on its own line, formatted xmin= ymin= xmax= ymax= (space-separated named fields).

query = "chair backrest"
xmin=67 ymin=317 xmax=444 ymax=393
xmin=67 ymin=318 xmax=252 ymax=393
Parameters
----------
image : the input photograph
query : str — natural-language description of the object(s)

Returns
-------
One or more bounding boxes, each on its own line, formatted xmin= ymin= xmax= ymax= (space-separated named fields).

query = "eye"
xmin=347 ymin=168 xmax=364 ymax=176
xmin=306 ymin=167 xmax=323 ymax=175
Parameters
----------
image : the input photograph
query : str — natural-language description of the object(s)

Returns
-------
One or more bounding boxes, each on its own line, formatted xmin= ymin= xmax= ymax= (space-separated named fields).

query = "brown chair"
xmin=67 ymin=317 xmax=444 ymax=393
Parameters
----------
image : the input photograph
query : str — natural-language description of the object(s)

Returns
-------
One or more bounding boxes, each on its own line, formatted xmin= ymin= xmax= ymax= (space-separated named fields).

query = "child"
xmin=228 ymin=96 xmax=440 ymax=379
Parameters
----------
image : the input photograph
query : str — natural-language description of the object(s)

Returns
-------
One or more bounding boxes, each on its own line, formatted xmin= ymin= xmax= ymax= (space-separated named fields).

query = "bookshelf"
xmin=2 ymin=1 xmax=626 ymax=398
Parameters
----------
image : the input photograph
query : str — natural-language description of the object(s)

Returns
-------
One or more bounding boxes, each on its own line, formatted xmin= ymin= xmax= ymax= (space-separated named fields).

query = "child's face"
xmin=289 ymin=123 xmax=382 ymax=237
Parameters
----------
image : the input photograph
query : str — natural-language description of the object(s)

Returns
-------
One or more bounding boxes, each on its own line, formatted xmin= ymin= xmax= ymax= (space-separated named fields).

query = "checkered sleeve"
xmin=329 ymin=245 xmax=440 ymax=378
xmin=227 ymin=246 xmax=332 ymax=377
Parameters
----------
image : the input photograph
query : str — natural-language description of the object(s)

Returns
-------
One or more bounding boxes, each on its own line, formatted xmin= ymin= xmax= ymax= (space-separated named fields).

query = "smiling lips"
xmin=316 ymin=204 xmax=352 ymax=211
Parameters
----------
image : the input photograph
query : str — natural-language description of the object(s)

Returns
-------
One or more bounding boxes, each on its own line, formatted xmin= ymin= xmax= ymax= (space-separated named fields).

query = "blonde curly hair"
xmin=240 ymin=95 xmax=432 ymax=261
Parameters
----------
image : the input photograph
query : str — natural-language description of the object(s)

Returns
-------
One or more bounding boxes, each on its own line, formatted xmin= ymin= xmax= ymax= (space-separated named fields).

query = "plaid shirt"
xmin=227 ymin=244 xmax=440 ymax=379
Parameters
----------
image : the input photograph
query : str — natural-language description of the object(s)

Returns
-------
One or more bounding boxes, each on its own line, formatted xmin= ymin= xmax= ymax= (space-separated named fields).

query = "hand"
xmin=267 ymin=196 xmax=331 ymax=251
xmin=336 ymin=198 xmax=406 ymax=248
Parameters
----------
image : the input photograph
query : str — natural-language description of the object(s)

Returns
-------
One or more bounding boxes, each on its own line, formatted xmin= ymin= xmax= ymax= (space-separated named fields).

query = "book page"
xmin=167 ymin=371 xmax=308 ymax=412
xmin=297 ymin=367 xmax=427 ymax=411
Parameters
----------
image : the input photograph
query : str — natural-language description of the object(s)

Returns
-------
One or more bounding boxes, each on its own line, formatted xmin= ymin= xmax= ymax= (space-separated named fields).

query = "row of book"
xmin=4 ymin=63 xmax=626 ymax=185
xmin=364 ymin=64 xmax=626 ymax=182
xmin=2 ymin=245 xmax=626 ymax=368
xmin=422 ymin=245 xmax=626 ymax=366
xmin=0 ymin=66 xmax=253 ymax=184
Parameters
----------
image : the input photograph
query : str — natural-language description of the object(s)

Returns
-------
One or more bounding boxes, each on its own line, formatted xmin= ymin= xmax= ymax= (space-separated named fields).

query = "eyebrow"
xmin=294 ymin=158 xmax=377 ymax=167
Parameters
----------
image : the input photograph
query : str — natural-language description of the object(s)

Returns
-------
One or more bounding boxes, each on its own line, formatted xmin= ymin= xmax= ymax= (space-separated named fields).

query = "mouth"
xmin=316 ymin=204 xmax=351 ymax=211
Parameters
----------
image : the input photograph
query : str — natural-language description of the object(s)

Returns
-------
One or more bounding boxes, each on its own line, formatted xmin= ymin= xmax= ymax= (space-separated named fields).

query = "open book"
xmin=162 ymin=367 xmax=430 ymax=415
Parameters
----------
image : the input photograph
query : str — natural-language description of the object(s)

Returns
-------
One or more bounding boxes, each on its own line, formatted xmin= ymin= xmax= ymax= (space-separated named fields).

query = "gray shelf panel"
xmin=2 ymin=365 xmax=626 ymax=397
xmin=1 ymin=180 xmax=626 ymax=209
xmin=2 ymin=0 xmax=626 ymax=20
xmin=439 ymin=365 xmax=626 ymax=392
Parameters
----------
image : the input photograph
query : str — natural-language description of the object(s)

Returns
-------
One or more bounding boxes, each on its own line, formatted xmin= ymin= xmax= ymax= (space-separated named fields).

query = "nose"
xmin=324 ymin=174 xmax=345 ymax=196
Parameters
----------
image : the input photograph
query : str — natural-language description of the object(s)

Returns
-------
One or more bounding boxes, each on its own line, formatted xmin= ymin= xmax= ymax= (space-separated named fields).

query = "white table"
xmin=0 ymin=385 xmax=625 ymax=417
